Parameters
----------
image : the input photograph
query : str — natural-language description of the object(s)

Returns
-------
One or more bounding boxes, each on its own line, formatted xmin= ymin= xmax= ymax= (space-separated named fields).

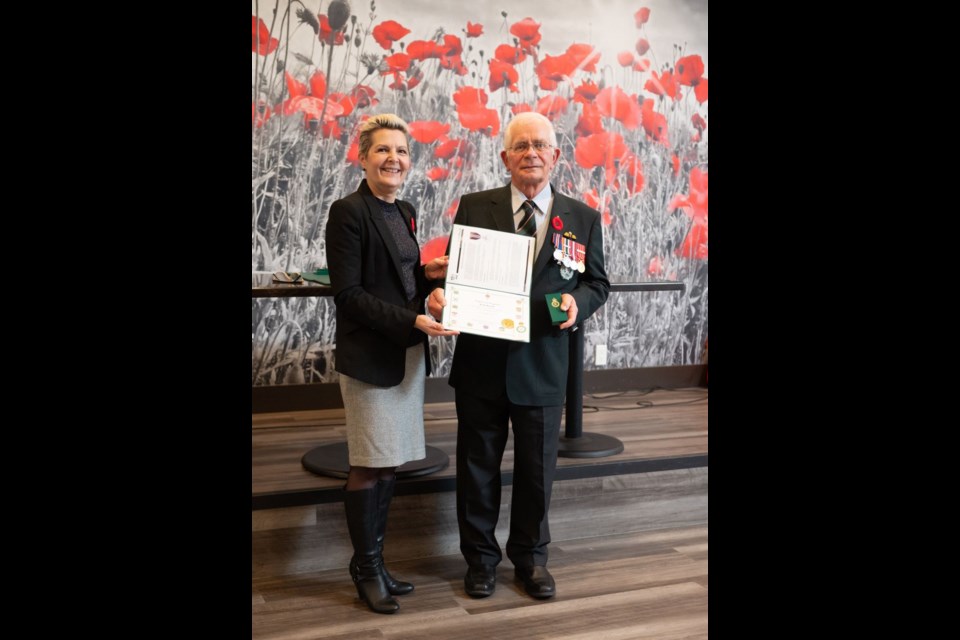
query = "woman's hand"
xmin=415 ymin=313 xmax=459 ymax=337
xmin=424 ymin=256 xmax=449 ymax=281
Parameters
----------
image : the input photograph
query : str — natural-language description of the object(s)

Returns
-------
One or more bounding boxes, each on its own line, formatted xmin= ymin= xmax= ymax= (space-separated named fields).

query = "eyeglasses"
xmin=507 ymin=141 xmax=554 ymax=154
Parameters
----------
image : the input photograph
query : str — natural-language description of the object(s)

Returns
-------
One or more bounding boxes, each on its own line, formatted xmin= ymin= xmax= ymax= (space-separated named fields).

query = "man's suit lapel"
xmin=488 ymin=186 xmax=515 ymax=233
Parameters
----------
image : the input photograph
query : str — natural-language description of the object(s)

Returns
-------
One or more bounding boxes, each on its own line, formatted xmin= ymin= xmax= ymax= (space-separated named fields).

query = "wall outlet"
xmin=595 ymin=344 xmax=607 ymax=366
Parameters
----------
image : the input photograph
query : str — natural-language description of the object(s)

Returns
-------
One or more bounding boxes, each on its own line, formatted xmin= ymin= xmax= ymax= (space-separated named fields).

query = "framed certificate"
xmin=442 ymin=224 xmax=535 ymax=342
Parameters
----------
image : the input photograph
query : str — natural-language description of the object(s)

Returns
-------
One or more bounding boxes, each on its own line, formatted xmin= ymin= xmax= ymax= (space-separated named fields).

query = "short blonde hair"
xmin=358 ymin=114 xmax=409 ymax=158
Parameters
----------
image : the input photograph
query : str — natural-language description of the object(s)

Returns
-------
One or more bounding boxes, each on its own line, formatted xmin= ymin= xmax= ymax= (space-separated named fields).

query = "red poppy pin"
xmin=551 ymin=216 xmax=563 ymax=231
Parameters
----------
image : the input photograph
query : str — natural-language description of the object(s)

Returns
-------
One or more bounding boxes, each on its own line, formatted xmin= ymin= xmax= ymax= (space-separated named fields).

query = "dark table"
xmin=252 ymin=274 xmax=685 ymax=474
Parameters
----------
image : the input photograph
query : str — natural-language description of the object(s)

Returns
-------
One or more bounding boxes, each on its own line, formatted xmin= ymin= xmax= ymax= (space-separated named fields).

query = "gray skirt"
xmin=339 ymin=344 xmax=427 ymax=468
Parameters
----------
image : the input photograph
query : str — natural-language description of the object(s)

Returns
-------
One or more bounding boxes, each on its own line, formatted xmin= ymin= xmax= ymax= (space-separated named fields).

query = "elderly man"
xmin=428 ymin=112 xmax=610 ymax=600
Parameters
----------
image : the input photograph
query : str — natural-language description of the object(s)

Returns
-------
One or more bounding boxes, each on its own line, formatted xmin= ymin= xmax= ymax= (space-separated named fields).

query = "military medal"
xmin=552 ymin=233 xmax=585 ymax=280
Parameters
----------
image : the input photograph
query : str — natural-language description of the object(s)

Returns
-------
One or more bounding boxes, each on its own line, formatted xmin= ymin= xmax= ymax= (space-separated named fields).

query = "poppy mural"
xmin=252 ymin=0 xmax=708 ymax=386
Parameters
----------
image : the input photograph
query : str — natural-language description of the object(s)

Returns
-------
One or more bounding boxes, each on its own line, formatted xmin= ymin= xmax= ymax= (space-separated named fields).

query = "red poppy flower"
xmin=434 ymin=137 xmax=466 ymax=159
xmin=576 ymin=102 xmax=605 ymax=137
xmin=286 ymin=96 xmax=344 ymax=122
xmin=551 ymin=216 xmax=563 ymax=231
xmin=320 ymin=119 xmax=341 ymax=139
xmin=408 ymin=120 xmax=451 ymax=144
xmin=466 ymin=21 xmax=483 ymax=37
xmin=445 ymin=199 xmax=460 ymax=219
xmin=346 ymin=139 xmax=360 ymax=166
xmin=565 ymin=44 xmax=601 ymax=73
xmin=573 ymin=80 xmax=600 ymax=105
xmin=691 ymin=113 xmax=706 ymax=132
xmin=495 ymin=44 xmax=526 ymax=65
xmin=675 ymin=55 xmax=705 ymax=86
xmin=633 ymin=58 xmax=651 ymax=72
xmin=583 ymin=189 xmax=601 ymax=210
xmin=640 ymin=99 xmax=669 ymax=145
xmin=511 ymin=103 xmax=533 ymax=115
xmin=426 ymin=167 xmax=450 ymax=181
xmin=489 ymin=59 xmax=519 ymax=92
xmin=668 ymin=167 xmax=708 ymax=225
xmin=694 ymin=78 xmax=708 ymax=104
xmin=645 ymin=70 xmax=678 ymax=100
xmin=635 ymin=38 xmax=650 ymax=56
xmin=330 ymin=93 xmax=354 ymax=117
xmin=510 ymin=18 xmax=542 ymax=52
xmin=383 ymin=53 xmax=411 ymax=73
xmin=617 ymin=51 xmax=635 ymax=67
xmin=407 ymin=40 xmax=441 ymax=60
xmin=671 ymin=154 xmax=680 ymax=176
xmin=350 ymin=85 xmax=377 ymax=107
xmin=308 ymin=71 xmax=327 ymax=98
xmin=453 ymin=86 xmax=488 ymax=108
xmin=620 ymin=153 xmax=645 ymax=195
xmin=457 ymin=106 xmax=500 ymax=136
xmin=406 ymin=68 xmax=424 ymax=90
xmin=372 ymin=20 xmax=411 ymax=50
xmin=676 ymin=222 xmax=707 ymax=260
xmin=595 ymin=86 xmax=641 ymax=130
xmin=583 ymin=189 xmax=612 ymax=225
xmin=537 ymin=53 xmax=577 ymax=85
xmin=536 ymin=94 xmax=568 ymax=120
xmin=318 ymin=15 xmax=345 ymax=46
xmin=441 ymin=34 xmax=463 ymax=59
xmin=574 ymin=132 xmax=627 ymax=172
xmin=635 ymin=8 xmax=651 ymax=27
xmin=387 ymin=72 xmax=406 ymax=91
xmin=285 ymin=71 xmax=308 ymax=99
xmin=420 ymin=236 xmax=449 ymax=265
xmin=440 ymin=55 xmax=469 ymax=76
xmin=252 ymin=16 xmax=279 ymax=55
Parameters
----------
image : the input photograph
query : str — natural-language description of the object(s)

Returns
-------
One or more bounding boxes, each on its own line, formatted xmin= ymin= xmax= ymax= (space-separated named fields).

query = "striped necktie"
xmin=517 ymin=200 xmax=537 ymax=237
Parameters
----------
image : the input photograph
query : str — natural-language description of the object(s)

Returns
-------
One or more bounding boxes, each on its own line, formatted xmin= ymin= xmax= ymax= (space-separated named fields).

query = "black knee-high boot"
xmin=349 ymin=478 xmax=414 ymax=595
xmin=343 ymin=487 xmax=399 ymax=614
xmin=376 ymin=477 xmax=414 ymax=594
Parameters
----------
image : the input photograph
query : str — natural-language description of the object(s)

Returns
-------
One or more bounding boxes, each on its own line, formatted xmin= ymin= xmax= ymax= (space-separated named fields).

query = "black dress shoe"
xmin=464 ymin=564 xmax=497 ymax=598
xmin=514 ymin=565 xmax=556 ymax=599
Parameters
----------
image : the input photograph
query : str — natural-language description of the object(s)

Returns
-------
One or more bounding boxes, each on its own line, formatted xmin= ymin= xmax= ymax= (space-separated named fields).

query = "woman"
xmin=325 ymin=113 xmax=458 ymax=614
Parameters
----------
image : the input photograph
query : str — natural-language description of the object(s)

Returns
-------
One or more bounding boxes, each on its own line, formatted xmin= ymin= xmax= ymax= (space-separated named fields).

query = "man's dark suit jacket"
xmin=447 ymin=184 xmax=610 ymax=406
xmin=326 ymin=179 xmax=432 ymax=387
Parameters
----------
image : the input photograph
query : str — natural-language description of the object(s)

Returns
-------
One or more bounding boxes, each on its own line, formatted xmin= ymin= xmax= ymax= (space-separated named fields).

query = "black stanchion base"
xmin=301 ymin=442 xmax=450 ymax=479
xmin=557 ymin=432 xmax=625 ymax=458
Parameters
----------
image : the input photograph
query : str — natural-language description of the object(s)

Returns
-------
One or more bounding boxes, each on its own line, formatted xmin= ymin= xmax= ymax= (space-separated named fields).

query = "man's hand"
xmin=427 ymin=287 xmax=447 ymax=319
xmin=424 ymin=256 xmax=449 ymax=281
xmin=558 ymin=293 xmax=578 ymax=329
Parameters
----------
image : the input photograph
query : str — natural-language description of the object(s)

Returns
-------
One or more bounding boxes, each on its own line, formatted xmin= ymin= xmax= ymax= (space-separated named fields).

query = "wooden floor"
xmin=253 ymin=387 xmax=707 ymax=639
xmin=253 ymin=387 xmax=708 ymax=507
xmin=253 ymin=524 xmax=707 ymax=640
